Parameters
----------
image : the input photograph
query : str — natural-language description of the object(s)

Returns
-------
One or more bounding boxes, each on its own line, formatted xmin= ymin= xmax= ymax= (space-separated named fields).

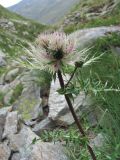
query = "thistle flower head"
xmin=22 ymin=32 xmax=79 ymax=73
xmin=19 ymin=32 xmax=101 ymax=73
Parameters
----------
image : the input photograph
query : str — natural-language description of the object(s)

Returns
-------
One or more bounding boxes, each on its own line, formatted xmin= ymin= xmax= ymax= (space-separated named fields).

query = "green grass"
xmin=74 ymin=32 xmax=120 ymax=159
xmin=63 ymin=0 xmax=120 ymax=33
xmin=0 ymin=92 xmax=4 ymax=108
xmin=10 ymin=83 xmax=23 ymax=104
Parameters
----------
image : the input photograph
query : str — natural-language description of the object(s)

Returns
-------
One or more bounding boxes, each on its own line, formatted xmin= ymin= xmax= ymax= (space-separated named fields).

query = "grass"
xmin=74 ymin=32 xmax=120 ymax=159
xmin=63 ymin=0 xmax=120 ymax=33
xmin=0 ymin=92 xmax=4 ymax=108
xmin=0 ymin=5 xmax=47 ymax=58
xmin=10 ymin=83 xmax=23 ymax=104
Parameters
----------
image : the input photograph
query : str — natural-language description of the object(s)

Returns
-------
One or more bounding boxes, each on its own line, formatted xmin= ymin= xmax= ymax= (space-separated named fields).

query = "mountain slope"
xmin=9 ymin=0 xmax=79 ymax=24
xmin=0 ymin=4 xmax=46 ymax=57
xmin=61 ymin=0 xmax=120 ymax=33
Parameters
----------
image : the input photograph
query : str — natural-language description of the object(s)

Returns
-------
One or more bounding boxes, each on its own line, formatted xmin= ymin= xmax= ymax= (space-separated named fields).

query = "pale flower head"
xmin=23 ymin=32 xmax=79 ymax=73
xmin=19 ymin=32 xmax=100 ymax=73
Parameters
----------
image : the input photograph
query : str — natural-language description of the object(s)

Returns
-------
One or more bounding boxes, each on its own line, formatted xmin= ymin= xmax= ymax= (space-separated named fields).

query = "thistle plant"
xmin=19 ymin=32 xmax=99 ymax=160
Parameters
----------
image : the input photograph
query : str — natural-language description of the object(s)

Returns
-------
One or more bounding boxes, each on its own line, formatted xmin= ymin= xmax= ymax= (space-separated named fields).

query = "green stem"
xmin=57 ymin=70 xmax=97 ymax=160
xmin=65 ymin=66 xmax=78 ymax=87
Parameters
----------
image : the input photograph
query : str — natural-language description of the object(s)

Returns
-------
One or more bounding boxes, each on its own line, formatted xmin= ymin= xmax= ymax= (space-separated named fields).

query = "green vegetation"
xmin=63 ymin=0 xmax=120 ymax=33
xmin=72 ymin=32 xmax=120 ymax=159
xmin=10 ymin=83 xmax=23 ymax=104
xmin=40 ymin=32 xmax=120 ymax=160
xmin=0 ymin=92 xmax=4 ymax=108
xmin=0 ymin=5 xmax=47 ymax=58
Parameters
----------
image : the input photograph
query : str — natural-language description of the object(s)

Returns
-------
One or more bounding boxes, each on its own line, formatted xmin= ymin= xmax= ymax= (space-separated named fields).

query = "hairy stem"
xmin=57 ymin=70 xmax=96 ymax=160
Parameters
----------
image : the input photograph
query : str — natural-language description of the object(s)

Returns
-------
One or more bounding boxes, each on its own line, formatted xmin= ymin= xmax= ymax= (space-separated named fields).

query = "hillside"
xmin=0 ymin=4 xmax=47 ymax=55
xmin=9 ymin=0 xmax=79 ymax=24
xmin=61 ymin=0 xmax=120 ymax=33
xmin=0 ymin=1 xmax=120 ymax=160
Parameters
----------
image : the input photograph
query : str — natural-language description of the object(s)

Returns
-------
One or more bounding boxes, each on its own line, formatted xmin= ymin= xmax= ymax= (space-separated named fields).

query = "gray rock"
xmin=75 ymin=13 xmax=80 ymax=18
xmin=0 ymin=143 xmax=11 ymax=160
xmin=2 ymin=111 xmax=18 ymax=139
xmin=0 ymin=19 xmax=16 ymax=31
xmin=0 ymin=107 xmax=12 ymax=141
xmin=0 ymin=51 xmax=6 ymax=67
xmin=13 ymin=83 xmax=42 ymax=122
xmin=90 ymin=133 xmax=105 ymax=148
xmin=70 ymin=26 xmax=120 ymax=49
xmin=86 ymin=107 xmax=104 ymax=127
xmin=11 ymin=153 xmax=21 ymax=160
xmin=33 ymin=117 xmax=56 ymax=135
xmin=20 ymin=142 xmax=68 ymax=160
xmin=9 ymin=125 xmax=39 ymax=152
xmin=0 ymin=110 xmax=7 ymax=141
xmin=48 ymin=78 xmax=85 ymax=126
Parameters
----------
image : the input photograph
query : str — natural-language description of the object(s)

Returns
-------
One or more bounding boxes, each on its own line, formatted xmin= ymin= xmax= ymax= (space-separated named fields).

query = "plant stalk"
xmin=57 ymin=70 xmax=96 ymax=160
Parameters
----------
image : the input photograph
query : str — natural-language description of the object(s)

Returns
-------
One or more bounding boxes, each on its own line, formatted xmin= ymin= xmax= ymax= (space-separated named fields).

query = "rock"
xmin=70 ymin=26 xmax=120 ymax=49
xmin=32 ymin=117 xmax=56 ymax=135
xmin=55 ymin=93 xmax=86 ymax=126
xmin=0 ymin=110 xmax=7 ymax=141
xmin=48 ymin=78 xmax=85 ymax=126
xmin=2 ymin=111 xmax=18 ymax=139
xmin=0 ymin=143 xmax=11 ymax=160
xmin=0 ymin=51 xmax=6 ymax=67
xmin=9 ymin=125 xmax=39 ymax=152
xmin=11 ymin=152 xmax=21 ymax=160
xmin=0 ymin=19 xmax=16 ymax=31
xmin=86 ymin=107 xmax=103 ymax=127
xmin=0 ymin=107 xmax=11 ymax=141
xmin=111 ymin=46 xmax=120 ymax=56
xmin=75 ymin=13 xmax=80 ymax=18
xmin=5 ymin=68 xmax=19 ymax=83
xmin=13 ymin=83 xmax=42 ymax=122
xmin=21 ymin=142 xmax=68 ymax=160
xmin=90 ymin=133 xmax=105 ymax=148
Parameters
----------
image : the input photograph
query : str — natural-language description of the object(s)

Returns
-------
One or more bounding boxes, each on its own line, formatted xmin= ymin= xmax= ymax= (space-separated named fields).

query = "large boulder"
xmin=70 ymin=26 xmax=120 ymax=49
xmin=20 ymin=142 xmax=68 ymax=160
xmin=48 ymin=78 xmax=85 ymax=126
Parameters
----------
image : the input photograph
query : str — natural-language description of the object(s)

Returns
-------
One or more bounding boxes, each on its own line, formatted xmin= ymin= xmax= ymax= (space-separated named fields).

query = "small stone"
xmin=90 ymin=133 xmax=105 ymax=148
